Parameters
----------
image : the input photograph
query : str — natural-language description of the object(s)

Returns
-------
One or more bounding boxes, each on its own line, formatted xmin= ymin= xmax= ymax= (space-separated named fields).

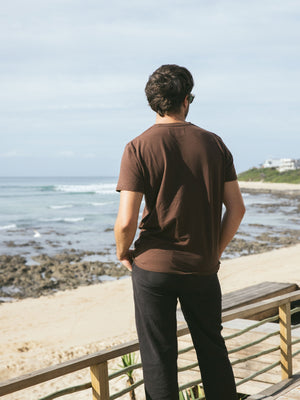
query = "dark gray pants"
xmin=131 ymin=262 xmax=237 ymax=400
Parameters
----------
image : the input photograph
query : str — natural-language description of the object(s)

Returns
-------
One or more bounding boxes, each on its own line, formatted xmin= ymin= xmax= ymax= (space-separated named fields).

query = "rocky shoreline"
xmin=1 ymin=224 xmax=300 ymax=302
xmin=0 ymin=250 xmax=131 ymax=302
xmin=225 ymin=228 xmax=300 ymax=258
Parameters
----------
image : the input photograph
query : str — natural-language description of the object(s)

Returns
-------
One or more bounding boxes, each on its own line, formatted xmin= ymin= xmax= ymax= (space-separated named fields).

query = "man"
xmin=114 ymin=64 xmax=245 ymax=400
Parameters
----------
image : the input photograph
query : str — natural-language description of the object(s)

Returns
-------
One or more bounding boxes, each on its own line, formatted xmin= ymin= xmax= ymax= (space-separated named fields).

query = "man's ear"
xmin=183 ymin=95 xmax=189 ymax=108
xmin=182 ymin=96 xmax=190 ymax=115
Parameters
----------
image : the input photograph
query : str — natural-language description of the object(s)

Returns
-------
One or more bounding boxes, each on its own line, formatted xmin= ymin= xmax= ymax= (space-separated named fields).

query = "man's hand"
xmin=219 ymin=180 xmax=246 ymax=258
xmin=114 ymin=191 xmax=143 ymax=272
xmin=118 ymin=249 xmax=134 ymax=271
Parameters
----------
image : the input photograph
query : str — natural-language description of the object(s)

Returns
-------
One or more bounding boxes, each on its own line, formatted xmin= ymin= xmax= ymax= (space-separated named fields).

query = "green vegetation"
xmin=238 ymin=168 xmax=300 ymax=184
xmin=179 ymin=385 xmax=205 ymax=399
xmin=119 ymin=353 xmax=138 ymax=400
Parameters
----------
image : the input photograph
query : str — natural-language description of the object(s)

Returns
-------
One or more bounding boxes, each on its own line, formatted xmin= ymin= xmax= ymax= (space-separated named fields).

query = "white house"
xmin=263 ymin=159 xmax=281 ymax=168
xmin=263 ymin=158 xmax=300 ymax=172
xmin=277 ymin=158 xmax=300 ymax=173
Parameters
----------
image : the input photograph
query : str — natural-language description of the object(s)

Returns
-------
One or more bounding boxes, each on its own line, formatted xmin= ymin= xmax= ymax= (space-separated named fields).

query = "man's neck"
xmin=155 ymin=113 xmax=186 ymax=124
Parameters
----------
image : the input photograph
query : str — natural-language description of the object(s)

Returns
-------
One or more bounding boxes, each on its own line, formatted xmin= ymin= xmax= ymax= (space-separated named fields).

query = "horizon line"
xmin=0 ymin=175 xmax=118 ymax=179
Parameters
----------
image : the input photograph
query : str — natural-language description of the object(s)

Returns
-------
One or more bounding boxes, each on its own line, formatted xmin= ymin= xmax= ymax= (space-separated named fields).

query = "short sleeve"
xmin=223 ymin=144 xmax=237 ymax=182
xmin=214 ymin=134 xmax=237 ymax=182
xmin=116 ymin=142 xmax=145 ymax=193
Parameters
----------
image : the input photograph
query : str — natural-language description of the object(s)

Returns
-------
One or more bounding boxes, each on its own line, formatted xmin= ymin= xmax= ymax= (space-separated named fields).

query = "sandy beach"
xmin=238 ymin=180 xmax=300 ymax=194
xmin=1 ymin=181 xmax=299 ymax=399
xmin=1 ymin=244 xmax=300 ymax=399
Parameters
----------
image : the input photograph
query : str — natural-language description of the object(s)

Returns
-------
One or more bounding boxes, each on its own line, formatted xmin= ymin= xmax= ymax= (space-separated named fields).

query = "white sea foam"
xmin=40 ymin=218 xmax=64 ymax=222
xmin=64 ymin=217 xmax=85 ymax=222
xmin=49 ymin=204 xmax=73 ymax=209
xmin=39 ymin=217 xmax=85 ymax=223
xmin=54 ymin=183 xmax=116 ymax=194
xmin=0 ymin=224 xmax=17 ymax=230
xmin=88 ymin=201 xmax=111 ymax=206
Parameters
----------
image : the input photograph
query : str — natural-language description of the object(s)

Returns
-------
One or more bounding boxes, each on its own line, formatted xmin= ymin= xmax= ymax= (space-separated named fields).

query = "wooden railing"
xmin=0 ymin=290 xmax=300 ymax=400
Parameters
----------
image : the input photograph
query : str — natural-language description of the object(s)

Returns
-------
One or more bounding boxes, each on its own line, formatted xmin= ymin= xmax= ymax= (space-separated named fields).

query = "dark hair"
xmin=145 ymin=64 xmax=194 ymax=117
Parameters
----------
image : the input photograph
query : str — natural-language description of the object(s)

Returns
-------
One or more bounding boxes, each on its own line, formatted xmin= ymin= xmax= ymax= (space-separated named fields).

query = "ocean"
xmin=0 ymin=177 xmax=119 ymax=263
xmin=0 ymin=176 xmax=299 ymax=263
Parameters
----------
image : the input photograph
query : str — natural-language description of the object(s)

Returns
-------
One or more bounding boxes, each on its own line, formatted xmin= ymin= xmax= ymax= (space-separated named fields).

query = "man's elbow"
xmin=114 ymin=218 xmax=137 ymax=235
xmin=238 ymin=203 xmax=246 ymax=220
xmin=226 ymin=203 xmax=246 ymax=221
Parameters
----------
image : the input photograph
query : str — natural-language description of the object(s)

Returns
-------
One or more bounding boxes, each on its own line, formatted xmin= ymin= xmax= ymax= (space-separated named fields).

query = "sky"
xmin=0 ymin=0 xmax=299 ymax=177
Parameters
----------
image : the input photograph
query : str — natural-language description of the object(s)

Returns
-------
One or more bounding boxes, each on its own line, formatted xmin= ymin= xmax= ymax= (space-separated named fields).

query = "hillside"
xmin=238 ymin=168 xmax=300 ymax=184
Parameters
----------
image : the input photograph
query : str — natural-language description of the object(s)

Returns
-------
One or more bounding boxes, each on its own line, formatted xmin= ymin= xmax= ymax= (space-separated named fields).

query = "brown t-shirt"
xmin=116 ymin=122 xmax=237 ymax=275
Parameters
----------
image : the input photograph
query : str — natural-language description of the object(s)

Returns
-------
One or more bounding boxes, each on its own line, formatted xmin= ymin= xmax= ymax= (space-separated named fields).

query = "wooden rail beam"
xmin=90 ymin=362 xmax=109 ymax=400
xmin=279 ymin=302 xmax=293 ymax=379
xmin=0 ymin=340 xmax=139 ymax=397
xmin=222 ymin=290 xmax=300 ymax=322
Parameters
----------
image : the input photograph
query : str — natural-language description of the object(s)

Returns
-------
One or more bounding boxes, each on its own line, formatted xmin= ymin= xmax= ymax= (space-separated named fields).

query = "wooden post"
xmin=90 ymin=362 xmax=109 ymax=400
xmin=279 ymin=302 xmax=292 ymax=380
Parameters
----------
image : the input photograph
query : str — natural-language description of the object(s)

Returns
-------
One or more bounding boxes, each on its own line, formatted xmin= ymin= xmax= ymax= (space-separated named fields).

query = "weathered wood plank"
xmin=246 ymin=373 xmax=300 ymax=399
xmin=277 ymin=387 xmax=300 ymax=400
xmin=236 ymin=380 xmax=271 ymax=396
xmin=222 ymin=291 xmax=300 ymax=322
xmin=178 ymin=369 xmax=201 ymax=385
xmin=232 ymin=365 xmax=281 ymax=384
xmin=222 ymin=282 xmax=298 ymax=312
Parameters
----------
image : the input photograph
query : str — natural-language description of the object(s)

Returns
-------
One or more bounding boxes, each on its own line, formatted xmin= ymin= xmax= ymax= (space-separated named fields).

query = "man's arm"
xmin=219 ymin=180 xmax=246 ymax=259
xmin=114 ymin=190 xmax=143 ymax=271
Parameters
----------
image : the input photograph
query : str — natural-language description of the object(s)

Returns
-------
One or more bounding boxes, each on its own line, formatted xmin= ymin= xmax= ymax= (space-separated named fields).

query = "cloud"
xmin=57 ymin=150 xmax=75 ymax=158
xmin=0 ymin=76 xmax=144 ymax=113
xmin=0 ymin=151 xmax=19 ymax=158
xmin=0 ymin=0 xmax=299 ymax=176
xmin=55 ymin=151 xmax=96 ymax=159
xmin=82 ymin=153 xmax=96 ymax=159
xmin=0 ymin=150 xmax=30 ymax=158
xmin=1 ymin=1 xmax=299 ymax=111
